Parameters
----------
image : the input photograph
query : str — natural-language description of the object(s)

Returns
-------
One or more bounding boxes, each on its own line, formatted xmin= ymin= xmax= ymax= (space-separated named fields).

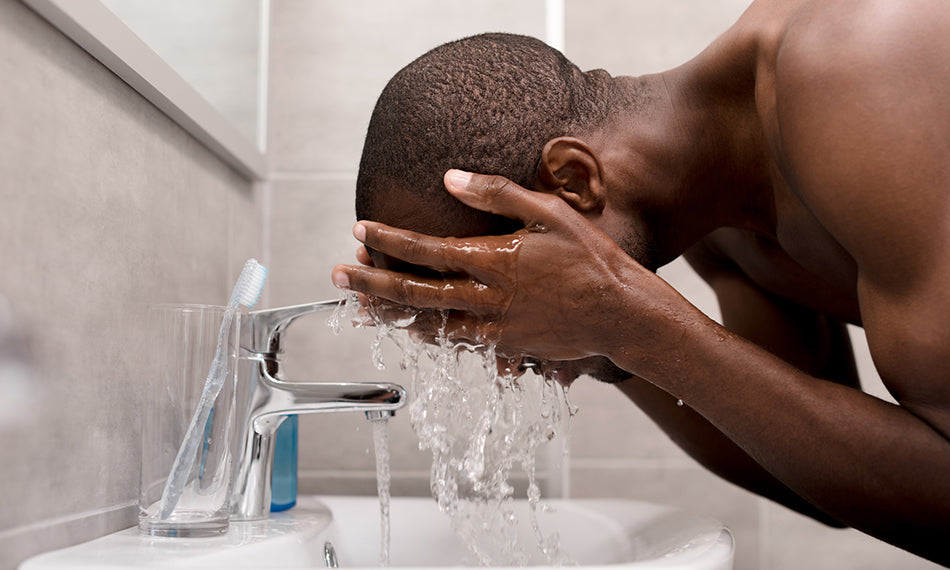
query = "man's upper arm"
xmin=773 ymin=0 xmax=950 ymax=427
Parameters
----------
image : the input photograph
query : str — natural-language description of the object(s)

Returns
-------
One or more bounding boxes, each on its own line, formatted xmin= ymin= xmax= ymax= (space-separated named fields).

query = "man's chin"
xmin=550 ymin=356 xmax=631 ymax=385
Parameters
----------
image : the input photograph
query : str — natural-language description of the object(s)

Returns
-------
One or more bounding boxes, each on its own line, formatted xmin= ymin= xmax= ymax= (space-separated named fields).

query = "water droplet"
xmin=676 ymin=399 xmax=684 ymax=407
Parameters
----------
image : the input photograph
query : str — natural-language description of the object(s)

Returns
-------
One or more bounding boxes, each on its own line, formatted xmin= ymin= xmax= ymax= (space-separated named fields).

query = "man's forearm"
xmin=614 ymin=376 xmax=844 ymax=527
xmin=608 ymin=312 xmax=950 ymax=563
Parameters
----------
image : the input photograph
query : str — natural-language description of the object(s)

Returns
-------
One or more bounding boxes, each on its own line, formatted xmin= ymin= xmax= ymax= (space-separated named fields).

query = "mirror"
xmin=23 ymin=0 xmax=268 ymax=180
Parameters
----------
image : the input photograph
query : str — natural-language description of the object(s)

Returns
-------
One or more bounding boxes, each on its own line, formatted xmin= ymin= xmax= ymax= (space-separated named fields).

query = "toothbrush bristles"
xmin=231 ymin=258 xmax=268 ymax=308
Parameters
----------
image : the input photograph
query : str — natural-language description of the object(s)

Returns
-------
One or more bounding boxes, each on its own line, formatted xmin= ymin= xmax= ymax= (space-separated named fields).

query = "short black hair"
xmin=356 ymin=33 xmax=617 ymax=237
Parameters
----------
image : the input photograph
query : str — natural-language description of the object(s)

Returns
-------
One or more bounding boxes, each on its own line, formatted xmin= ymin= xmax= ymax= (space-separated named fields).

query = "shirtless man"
xmin=332 ymin=0 xmax=950 ymax=563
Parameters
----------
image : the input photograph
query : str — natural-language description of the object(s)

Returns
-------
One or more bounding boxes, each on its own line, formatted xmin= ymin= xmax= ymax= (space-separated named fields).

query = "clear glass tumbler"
xmin=139 ymin=304 xmax=241 ymax=537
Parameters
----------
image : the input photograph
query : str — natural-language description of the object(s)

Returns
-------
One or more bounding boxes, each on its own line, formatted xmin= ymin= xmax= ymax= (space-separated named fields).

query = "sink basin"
xmin=20 ymin=495 xmax=733 ymax=569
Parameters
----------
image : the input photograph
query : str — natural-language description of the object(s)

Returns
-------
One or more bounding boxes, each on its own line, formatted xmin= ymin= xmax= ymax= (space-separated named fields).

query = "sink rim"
xmin=312 ymin=495 xmax=734 ymax=570
xmin=19 ymin=495 xmax=734 ymax=570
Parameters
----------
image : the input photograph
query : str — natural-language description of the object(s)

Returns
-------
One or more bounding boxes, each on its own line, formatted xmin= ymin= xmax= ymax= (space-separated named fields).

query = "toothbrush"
xmin=158 ymin=259 xmax=268 ymax=520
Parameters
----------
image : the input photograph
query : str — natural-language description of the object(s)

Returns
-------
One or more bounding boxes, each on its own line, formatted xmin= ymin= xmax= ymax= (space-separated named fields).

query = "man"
xmin=332 ymin=0 xmax=950 ymax=563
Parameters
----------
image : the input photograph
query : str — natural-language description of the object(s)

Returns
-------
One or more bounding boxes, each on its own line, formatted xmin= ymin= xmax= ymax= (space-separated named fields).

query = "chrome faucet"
xmin=230 ymin=299 xmax=406 ymax=521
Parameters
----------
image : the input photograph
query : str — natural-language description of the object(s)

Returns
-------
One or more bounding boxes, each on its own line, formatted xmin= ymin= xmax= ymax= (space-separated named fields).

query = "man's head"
xmin=356 ymin=33 xmax=624 ymax=243
xmin=354 ymin=33 xmax=648 ymax=384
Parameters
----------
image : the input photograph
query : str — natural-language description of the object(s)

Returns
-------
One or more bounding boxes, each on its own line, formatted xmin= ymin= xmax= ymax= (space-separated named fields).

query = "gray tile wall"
xmin=268 ymin=1 xmax=941 ymax=569
xmin=0 ymin=1 xmax=262 ymax=568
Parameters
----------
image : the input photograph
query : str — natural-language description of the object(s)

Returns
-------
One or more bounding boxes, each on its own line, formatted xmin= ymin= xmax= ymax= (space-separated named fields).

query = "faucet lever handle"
xmin=243 ymin=300 xmax=342 ymax=354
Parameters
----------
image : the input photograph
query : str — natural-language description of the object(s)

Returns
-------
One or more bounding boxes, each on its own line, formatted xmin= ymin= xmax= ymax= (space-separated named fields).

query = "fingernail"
xmin=331 ymin=268 xmax=350 ymax=289
xmin=353 ymin=222 xmax=367 ymax=242
xmin=445 ymin=169 xmax=472 ymax=189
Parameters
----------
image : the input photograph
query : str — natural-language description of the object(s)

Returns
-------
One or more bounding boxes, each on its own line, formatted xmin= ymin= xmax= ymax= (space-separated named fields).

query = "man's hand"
xmin=332 ymin=169 xmax=690 ymax=367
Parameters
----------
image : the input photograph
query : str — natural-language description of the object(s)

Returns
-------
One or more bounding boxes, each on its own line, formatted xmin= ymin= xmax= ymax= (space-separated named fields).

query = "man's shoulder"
xmin=775 ymin=0 xmax=950 ymax=86
xmin=767 ymin=0 xmax=950 ymax=296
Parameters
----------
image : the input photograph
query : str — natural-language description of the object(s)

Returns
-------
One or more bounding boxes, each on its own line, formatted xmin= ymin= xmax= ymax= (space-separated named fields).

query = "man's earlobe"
xmin=536 ymin=137 xmax=607 ymax=213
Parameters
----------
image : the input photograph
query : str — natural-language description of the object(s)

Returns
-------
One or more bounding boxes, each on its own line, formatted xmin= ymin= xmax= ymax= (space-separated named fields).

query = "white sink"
xmin=20 ymin=495 xmax=733 ymax=569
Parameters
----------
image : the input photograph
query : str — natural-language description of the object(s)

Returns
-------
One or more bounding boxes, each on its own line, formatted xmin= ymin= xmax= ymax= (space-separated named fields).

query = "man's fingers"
xmin=353 ymin=221 xmax=522 ymax=278
xmin=443 ymin=169 xmax=561 ymax=227
xmin=355 ymin=303 xmax=513 ymax=362
xmin=356 ymin=223 xmax=457 ymax=272
xmin=356 ymin=245 xmax=374 ymax=267
xmin=400 ymin=308 xmax=506 ymax=350
xmin=332 ymin=264 xmax=506 ymax=315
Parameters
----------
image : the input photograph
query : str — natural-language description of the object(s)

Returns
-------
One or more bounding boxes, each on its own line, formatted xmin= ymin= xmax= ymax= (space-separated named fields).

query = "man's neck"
xmin=604 ymin=36 xmax=775 ymax=264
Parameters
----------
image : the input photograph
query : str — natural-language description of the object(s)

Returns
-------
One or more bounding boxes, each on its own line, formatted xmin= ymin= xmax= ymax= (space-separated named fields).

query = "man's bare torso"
xmin=693 ymin=0 xmax=950 ymax=334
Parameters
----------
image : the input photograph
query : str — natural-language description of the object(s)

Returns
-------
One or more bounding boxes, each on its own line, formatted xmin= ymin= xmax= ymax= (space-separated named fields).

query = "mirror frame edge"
xmin=21 ymin=0 xmax=269 ymax=181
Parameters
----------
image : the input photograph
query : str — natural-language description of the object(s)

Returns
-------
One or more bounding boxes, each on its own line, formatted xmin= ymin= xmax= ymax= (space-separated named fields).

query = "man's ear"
xmin=535 ymin=137 xmax=606 ymax=214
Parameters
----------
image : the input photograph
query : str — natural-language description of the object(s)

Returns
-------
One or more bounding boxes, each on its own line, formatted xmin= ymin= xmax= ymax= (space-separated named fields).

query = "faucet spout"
xmin=230 ymin=300 xmax=407 ymax=521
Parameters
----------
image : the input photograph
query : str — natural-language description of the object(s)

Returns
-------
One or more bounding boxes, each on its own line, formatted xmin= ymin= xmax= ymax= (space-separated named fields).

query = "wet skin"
xmin=333 ymin=0 xmax=950 ymax=563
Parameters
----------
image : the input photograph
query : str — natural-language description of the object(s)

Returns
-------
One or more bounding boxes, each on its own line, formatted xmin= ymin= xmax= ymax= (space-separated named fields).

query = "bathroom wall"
xmin=0 ymin=0 xmax=262 ymax=568
xmin=267 ymin=2 xmax=941 ymax=570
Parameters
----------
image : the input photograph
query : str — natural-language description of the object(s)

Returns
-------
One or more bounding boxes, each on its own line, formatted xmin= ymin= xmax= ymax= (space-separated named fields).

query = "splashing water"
xmin=330 ymin=292 xmax=573 ymax=566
